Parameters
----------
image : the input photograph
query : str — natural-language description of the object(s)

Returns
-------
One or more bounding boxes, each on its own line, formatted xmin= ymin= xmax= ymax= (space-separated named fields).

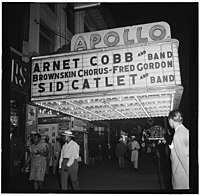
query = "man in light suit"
xmin=59 ymin=130 xmax=80 ymax=190
xmin=130 ymin=136 xmax=140 ymax=171
xmin=168 ymin=110 xmax=189 ymax=189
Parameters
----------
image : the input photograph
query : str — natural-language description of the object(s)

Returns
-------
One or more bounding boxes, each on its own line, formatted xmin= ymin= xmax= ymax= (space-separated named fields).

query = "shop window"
xmin=39 ymin=21 xmax=55 ymax=55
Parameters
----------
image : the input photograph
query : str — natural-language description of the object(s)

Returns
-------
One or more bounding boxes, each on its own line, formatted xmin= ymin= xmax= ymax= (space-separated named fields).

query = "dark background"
xmin=103 ymin=2 xmax=197 ymax=128
xmin=103 ymin=3 xmax=198 ymax=192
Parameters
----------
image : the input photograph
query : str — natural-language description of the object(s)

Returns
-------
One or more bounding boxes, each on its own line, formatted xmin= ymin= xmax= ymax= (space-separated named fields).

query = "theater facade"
xmin=31 ymin=21 xmax=183 ymax=122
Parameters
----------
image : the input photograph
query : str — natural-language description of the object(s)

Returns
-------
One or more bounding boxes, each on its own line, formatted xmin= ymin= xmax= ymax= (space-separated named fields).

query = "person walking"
xmin=45 ymin=135 xmax=52 ymax=175
xmin=59 ymin=130 xmax=80 ymax=190
xmin=53 ymin=136 xmax=61 ymax=175
xmin=22 ymin=133 xmax=48 ymax=191
xmin=130 ymin=136 xmax=140 ymax=171
xmin=168 ymin=110 xmax=189 ymax=190
xmin=115 ymin=138 xmax=126 ymax=169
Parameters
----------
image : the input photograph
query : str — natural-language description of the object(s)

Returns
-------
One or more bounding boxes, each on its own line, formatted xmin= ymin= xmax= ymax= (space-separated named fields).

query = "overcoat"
xmin=170 ymin=124 xmax=189 ymax=189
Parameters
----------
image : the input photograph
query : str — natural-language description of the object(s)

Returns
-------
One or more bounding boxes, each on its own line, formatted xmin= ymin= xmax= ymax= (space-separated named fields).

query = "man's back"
xmin=116 ymin=142 xmax=126 ymax=157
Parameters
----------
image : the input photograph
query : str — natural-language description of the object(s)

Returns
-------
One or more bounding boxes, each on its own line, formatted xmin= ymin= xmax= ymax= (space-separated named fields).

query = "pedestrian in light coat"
xmin=130 ymin=136 xmax=140 ymax=171
xmin=59 ymin=130 xmax=80 ymax=190
xmin=168 ymin=110 xmax=189 ymax=189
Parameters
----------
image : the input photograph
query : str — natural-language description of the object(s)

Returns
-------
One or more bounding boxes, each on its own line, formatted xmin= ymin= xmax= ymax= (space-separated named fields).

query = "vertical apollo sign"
xmin=31 ymin=22 xmax=181 ymax=99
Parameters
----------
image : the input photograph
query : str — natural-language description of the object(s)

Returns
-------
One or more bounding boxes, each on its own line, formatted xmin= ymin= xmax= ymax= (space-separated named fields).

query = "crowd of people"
xmin=9 ymin=109 xmax=189 ymax=191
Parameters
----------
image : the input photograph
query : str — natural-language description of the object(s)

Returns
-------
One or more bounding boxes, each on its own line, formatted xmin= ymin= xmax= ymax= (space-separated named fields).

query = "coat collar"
xmin=175 ymin=124 xmax=184 ymax=132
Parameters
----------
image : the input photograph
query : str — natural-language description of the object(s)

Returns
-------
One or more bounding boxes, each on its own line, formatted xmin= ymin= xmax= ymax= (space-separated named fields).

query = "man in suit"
xmin=59 ymin=130 xmax=80 ymax=190
xmin=115 ymin=138 xmax=126 ymax=169
xmin=168 ymin=110 xmax=189 ymax=189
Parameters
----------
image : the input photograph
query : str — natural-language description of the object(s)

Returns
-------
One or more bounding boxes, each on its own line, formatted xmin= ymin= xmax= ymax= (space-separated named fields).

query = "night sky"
xmin=101 ymin=2 xmax=198 ymax=130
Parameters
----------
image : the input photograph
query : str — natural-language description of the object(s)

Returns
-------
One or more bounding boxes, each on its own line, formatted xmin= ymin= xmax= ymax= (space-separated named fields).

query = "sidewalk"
xmin=42 ymin=156 xmax=163 ymax=192
xmin=8 ymin=156 xmax=164 ymax=193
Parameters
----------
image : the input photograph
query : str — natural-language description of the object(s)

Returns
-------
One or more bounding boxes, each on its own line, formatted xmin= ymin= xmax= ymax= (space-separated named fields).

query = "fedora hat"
xmin=61 ymin=130 xmax=75 ymax=137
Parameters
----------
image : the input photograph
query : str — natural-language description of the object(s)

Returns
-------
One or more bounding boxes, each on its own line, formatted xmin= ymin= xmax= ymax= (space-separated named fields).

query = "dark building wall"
xmin=3 ymin=3 xmax=30 ymax=52
xmin=3 ymin=5 xmax=31 ymax=192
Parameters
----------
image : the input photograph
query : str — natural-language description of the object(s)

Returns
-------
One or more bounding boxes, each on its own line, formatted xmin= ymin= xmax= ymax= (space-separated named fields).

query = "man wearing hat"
xmin=59 ymin=130 xmax=80 ymax=190
xmin=130 ymin=136 xmax=140 ymax=171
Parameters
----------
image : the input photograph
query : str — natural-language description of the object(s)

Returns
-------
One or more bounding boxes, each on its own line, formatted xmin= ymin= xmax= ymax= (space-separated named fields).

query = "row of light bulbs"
xmin=43 ymin=96 xmax=129 ymax=106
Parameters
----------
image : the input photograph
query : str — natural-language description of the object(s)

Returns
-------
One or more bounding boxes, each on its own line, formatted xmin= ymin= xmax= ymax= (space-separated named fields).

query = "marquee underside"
xmin=33 ymin=86 xmax=183 ymax=121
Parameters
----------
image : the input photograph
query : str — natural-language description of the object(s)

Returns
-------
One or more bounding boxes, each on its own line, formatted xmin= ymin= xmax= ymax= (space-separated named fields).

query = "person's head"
xmin=168 ymin=110 xmax=183 ymax=129
xmin=33 ymin=133 xmax=41 ymax=144
xmin=45 ymin=135 xmax=50 ymax=143
xmin=61 ymin=131 xmax=74 ymax=143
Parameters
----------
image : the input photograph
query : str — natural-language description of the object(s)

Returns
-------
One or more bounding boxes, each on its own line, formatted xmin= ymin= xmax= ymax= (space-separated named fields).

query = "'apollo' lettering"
xmin=72 ymin=22 xmax=171 ymax=51
xmin=103 ymin=31 xmax=120 ymax=47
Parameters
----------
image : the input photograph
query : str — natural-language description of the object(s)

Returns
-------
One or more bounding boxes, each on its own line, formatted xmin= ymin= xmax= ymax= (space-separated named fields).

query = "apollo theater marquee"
xmin=31 ymin=22 xmax=183 ymax=122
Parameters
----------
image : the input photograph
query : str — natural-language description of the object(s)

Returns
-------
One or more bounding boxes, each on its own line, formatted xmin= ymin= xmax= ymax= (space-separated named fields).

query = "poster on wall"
xmin=59 ymin=122 xmax=70 ymax=133
xmin=26 ymin=104 xmax=38 ymax=133
xmin=38 ymin=124 xmax=58 ymax=144
xmin=72 ymin=118 xmax=87 ymax=132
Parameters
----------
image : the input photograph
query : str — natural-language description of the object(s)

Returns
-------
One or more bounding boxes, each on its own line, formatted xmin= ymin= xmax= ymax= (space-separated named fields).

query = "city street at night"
xmin=2 ymin=2 xmax=198 ymax=194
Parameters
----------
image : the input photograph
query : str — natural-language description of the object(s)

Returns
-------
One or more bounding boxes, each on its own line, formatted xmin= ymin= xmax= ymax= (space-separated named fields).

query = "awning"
xmin=33 ymin=86 xmax=183 ymax=121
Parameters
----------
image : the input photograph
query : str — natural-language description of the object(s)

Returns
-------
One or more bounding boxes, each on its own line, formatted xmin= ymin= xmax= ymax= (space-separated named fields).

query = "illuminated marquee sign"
xmin=31 ymin=40 xmax=181 ymax=98
xmin=71 ymin=21 xmax=171 ymax=51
